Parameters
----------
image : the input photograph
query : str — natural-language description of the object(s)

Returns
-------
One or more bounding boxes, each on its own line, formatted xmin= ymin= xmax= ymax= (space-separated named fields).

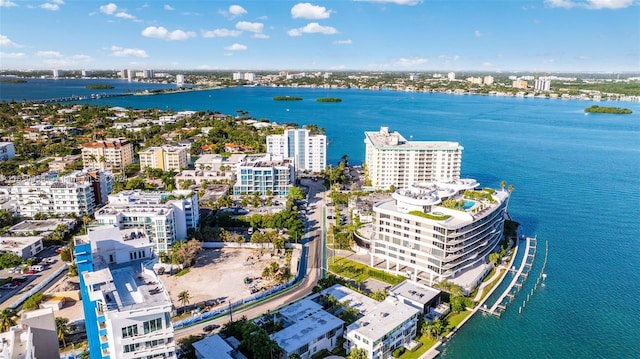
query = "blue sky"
xmin=0 ymin=0 xmax=638 ymax=72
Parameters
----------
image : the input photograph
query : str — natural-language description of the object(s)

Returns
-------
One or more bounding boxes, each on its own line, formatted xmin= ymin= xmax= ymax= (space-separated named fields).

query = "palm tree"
xmin=0 ymin=309 xmax=17 ymax=331
xmin=432 ymin=318 xmax=445 ymax=339
xmin=178 ymin=290 xmax=191 ymax=307
xmin=55 ymin=317 xmax=73 ymax=348
xmin=82 ymin=215 xmax=92 ymax=234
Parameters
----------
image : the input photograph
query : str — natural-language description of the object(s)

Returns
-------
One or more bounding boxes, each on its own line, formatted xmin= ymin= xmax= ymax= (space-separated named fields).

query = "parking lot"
xmin=159 ymin=247 xmax=298 ymax=312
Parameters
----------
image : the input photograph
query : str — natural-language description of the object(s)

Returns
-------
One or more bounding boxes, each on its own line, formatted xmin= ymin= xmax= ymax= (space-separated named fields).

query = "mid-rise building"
xmin=74 ymin=226 xmax=175 ymax=359
xmin=139 ymin=146 xmax=189 ymax=172
xmin=176 ymin=74 xmax=185 ymax=87
xmin=266 ymin=128 xmax=327 ymax=173
xmin=0 ymin=308 xmax=59 ymax=359
xmin=81 ymin=138 xmax=134 ymax=174
xmin=52 ymin=69 xmax=63 ymax=78
xmin=11 ymin=169 xmax=112 ymax=217
xmin=94 ymin=190 xmax=199 ymax=253
xmin=512 ymin=79 xmax=528 ymax=89
xmin=371 ymin=181 xmax=509 ymax=293
xmin=0 ymin=142 xmax=15 ymax=161
xmin=364 ymin=127 xmax=462 ymax=190
xmin=233 ymin=155 xmax=295 ymax=196
xmin=447 ymin=72 xmax=456 ymax=80
xmin=483 ymin=75 xmax=494 ymax=85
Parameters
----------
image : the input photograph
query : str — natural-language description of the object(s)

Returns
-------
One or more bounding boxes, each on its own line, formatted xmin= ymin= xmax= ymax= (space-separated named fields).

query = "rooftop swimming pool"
xmin=463 ymin=199 xmax=476 ymax=210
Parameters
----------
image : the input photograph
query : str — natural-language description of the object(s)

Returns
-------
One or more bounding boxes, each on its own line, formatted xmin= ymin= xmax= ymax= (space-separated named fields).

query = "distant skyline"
xmin=0 ymin=0 xmax=638 ymax=72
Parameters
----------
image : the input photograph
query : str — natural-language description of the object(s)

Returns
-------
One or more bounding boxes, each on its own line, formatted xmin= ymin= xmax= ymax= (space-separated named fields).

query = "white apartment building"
xmin=81 ymin=138 xmax=134 ymax=174
xmin=534 ymin=77 xmax=551 ymax=92
xmin=266 ymin=128 xmax=327 ymax=173
xmin=233 ymin=154 xmax=295 ymax=196
xmin=270 ymin=298 xmax=344 ymax=359
xmin=75 ymin=226 xmax=175 ymax=359
xmin=447 ymin=72 xmax=456 ymax=80
xmin=0 ymin=308 xmax=59 ymax=359
xmin=344 ymin=297 xmax=420 ymax=359
xmin=11 ymin=169 xmax=112 ymax=217
xmin=364 ymin=127 xmax=463 ymax=190
xmin=0 ymin=142 xmax=15 ymax=161
xmin=371 ymin=181 xmax=509 ymax=293
xmin=483 ymin=76 xmax=494 ymax=85
xmin=94 ymin=190 xmax=199 ymax=253
xmin=176 ymin=74 xmax=185 ymax=87
xmin=139 ymin=146 xmax=189 ymax=172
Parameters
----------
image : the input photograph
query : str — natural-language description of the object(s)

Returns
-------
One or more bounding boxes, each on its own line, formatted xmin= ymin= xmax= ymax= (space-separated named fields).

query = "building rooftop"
xmin=192 ymin=335 xmax=235 ymax=359
xmin=346 ymin=297 xmax=420 ymax=341
xmin=0 ymin=326 xmax=31 ymax=359
xmin=0 ymin=236 xmax=44 ymax=251
xmin=271 ymin=299 xmax=344 ymax=355
xmin=365 ymin=127 xmax=462 ymax=151
xmin=388 ymin=281 xmax=441 ymax=306
xmin=82 ymin=138 xmax=131 ymax=148
xmin=8 ymin=218 xmax=75 ymax=234
xmin=319 ymin=284 xmax=380 ymax=316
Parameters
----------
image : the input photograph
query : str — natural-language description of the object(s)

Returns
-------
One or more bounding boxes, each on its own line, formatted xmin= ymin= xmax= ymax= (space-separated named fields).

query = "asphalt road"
xmin=174 ymin=179 xmax=327 ymax=340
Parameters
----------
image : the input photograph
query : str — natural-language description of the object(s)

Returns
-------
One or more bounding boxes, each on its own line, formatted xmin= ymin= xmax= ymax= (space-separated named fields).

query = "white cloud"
xmin=115 ymin=11 xmax=135 ymax=19
xmin=291 ymin=3 xmax=333 ymax=19
xmin=0 ymin=52 xmax=25 ymax=59
xmin=394 ymin=57 xmax=428 ymax=67
xmin=0 ymin=35 xmax=20 ymax=48
xmin=544 ymin=0 xmax=634 ymax=9
xmin=109 ymin=45 xmax=149 ymax=58
xmin=355 ymin=0 xmax=422 ymax=5
xmin=36 ymin=50 xmax=63 ymax=58
xmin=0 ymin=0 xmax=18 ymax=7
xmin=99 ymin=3 xmax=117 ymax=14
xmin=202 ymin=28 xmax=242 ymax=38
xmin=474 ymin=30 xmax=483 ymax=37
xmin=252 ymin=33 xmax=270 ymax=39
xmin=333 ymin=39 xmax=352 ymax=45
xmin=482 ymin=61 xmax=493 ymax=66
xmin=142 ymin=26 xmax=196 ymax=41
xmin=164 ymin=4 xmax=174 ymax=11
xmin=224 ymin=43 xmax=247 ymax=51
xmin=40 ymin=2 xmax=60 ymax=11
xmin=287 ymin=22 xmax=338 ymax=36
xmin=229 ymin=5 xmax=247 ymax=16
xmin=543 ymin=59 xmax=555 ymax=63
xmin=235 ymin=21 xmax=264 ymax=33
xmin=578 ymin=55 xmax=590 ymax=60
xmin=42 ymin=54 xmax=94 ymax=67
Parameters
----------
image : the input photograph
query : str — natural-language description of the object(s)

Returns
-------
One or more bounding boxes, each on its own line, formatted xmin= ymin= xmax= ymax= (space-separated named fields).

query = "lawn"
xmin=329 ymin=256 xmax=406 ymax=285
xmin=445 ymin=310 xmax=472 ymax=332
xmin=399 ymin=335 xmax=438 ymax=359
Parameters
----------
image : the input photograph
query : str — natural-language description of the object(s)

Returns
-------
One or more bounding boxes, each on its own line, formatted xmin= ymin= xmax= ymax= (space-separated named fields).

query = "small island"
xmin=316 ymin=97 xmax=342 ymax=102
xmin=584 ymin=105 xmax=632 ymax=114
xmin=0 ymin=78 xmax=27 ymax=83
xmin=273 ymin=96 xmax=303 ymax=101
xmin=86 ymin=84 xmax=115 ymax=90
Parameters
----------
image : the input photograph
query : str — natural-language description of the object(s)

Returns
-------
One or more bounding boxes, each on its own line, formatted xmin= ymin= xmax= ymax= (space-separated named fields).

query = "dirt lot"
xmin=160 ymin=247 xmax=296 ymax=310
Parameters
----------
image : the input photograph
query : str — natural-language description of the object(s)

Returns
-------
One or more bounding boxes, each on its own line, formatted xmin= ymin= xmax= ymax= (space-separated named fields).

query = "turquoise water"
xmin=2 ymin=83 xmax=640 ymax=358
xmin=462 ymin=200 xmax=476 ymax=210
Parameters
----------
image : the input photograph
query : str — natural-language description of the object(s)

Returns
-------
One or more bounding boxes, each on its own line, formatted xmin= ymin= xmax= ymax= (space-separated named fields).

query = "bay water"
xmin=2 ymin=83 xmax=639 ymax=358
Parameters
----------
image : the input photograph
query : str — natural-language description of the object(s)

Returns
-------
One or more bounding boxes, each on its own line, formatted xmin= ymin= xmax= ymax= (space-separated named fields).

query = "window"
xmin=122 ymin=324 xmax=138 ymax=338
xmin=124 ymin=343 xmax=140 ymax=353
xmin=143 ymin=318 xmax=162 ymax=334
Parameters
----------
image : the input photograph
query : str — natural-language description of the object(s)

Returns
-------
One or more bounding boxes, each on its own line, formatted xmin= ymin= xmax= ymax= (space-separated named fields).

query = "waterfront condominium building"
xmin=364 ymin=127 xmax=463 ymax=190
xmin=11 ymin=169 xmax=112 ymax=217
xmin=139 ymin=146 xmax=189 ymax=172
xmin=93 ymin=190 xmax=199 ymax=253
xmin=233 ymin=154 xmax=295 ymax=196
xmin=0 ymin=308 xmax=59 ymax=359
xmin=371 ymin=180 xmax=509 ymax=294
xmin=266 ymin=128 xmax=327 ymax=173
xmin=0 ymin=142 xmax=16 ymax=161
xmin=82 ymin=138 xmax=134 ymax=174
xmin=74 ymin=226 xmax=175 ymax=359
xmin=344 ymin=297 xmax=420 ymax=359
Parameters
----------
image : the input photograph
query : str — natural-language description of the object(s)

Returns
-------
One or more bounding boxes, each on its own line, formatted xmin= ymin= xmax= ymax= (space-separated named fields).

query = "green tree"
xmin=22 ymin=292 xmax=46 ymax=311
xmin=0 ymin=309 xmax=17 ymax=331
xmin=60 ymin=248 xmax=73 ymax=263
xmin=347 ymin=347 xmax=368 ymax=359
xmin=0 ymin=253 xmax=22 ymax=269
xmin=178 ymin=290 xmax=192 ymax=307
xmin=55 ymin=317 xmax=74 ymax=348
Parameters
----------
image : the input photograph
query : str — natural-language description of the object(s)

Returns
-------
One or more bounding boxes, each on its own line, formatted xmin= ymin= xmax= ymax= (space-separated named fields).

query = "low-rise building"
xmin=47 ymin=154 xmax=81 ymax=172
xmin=388 ymin=280 xmax=442 ymax=314
xmin=8 ymin=218 xmax=75 ymax=235
xmin=344 ymin=297 xmax=420 ymax=359
xmin=74 ymin=226 xmax=175 ymax=359
xmin=192 ymin=334 xmax=241 ymax=359
xmin=94 ymin=190 xmax=199 ymax=253
xmin=0 ymin=142 xmax=16 ymax=161
xmin=270 ymin=298 xmax=344 ymax=359
xmin=0 ymin=308 xmax=59 ymax=359
xmin=0 ymin=236 xmax=44 ymax=259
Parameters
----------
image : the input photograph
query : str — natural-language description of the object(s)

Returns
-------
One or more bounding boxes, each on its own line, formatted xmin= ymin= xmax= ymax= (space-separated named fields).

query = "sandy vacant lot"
xmin=160 ymin=247 xmax=296 ymax=310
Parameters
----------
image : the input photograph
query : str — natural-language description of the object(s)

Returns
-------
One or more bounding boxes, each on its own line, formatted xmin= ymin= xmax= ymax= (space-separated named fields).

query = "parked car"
xmin=55 ymin=247 xmax=64 ymax=254
xmin=203 ymin=324 xmax=220 ymax=332
xmin=0 ymin=283 xmax=17 ymax=290
xmin=24 ymin=269 xmax=37 ymax=275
